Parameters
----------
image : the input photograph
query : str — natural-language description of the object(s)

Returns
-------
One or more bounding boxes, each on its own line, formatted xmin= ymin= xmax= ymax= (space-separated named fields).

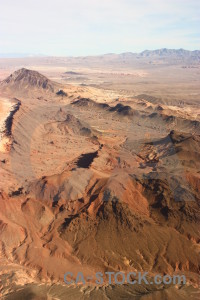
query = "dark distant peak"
xmin=109 ymin=103 xmax=136 ymax=116
xmin=1 ymin=68 xmax=55 ymax=91
xmin=72 ymin=98 xmax=110 ymax=111
xmin=72 ymin=98 xmax=137 ymax=117
xmin=56 ymin=89 xmax=67 ymax=97
xmin=72 ymin=98 xmax=95 ymax=106
xmin=65 ymin=71 xmax=82 ymax=75
xmin=140 ymin=48 xmax=200 ymax=57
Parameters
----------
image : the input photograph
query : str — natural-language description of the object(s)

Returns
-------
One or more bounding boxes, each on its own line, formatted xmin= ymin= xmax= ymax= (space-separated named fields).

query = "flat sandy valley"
xmin=0 ymin=50 xmax=200 ymax=299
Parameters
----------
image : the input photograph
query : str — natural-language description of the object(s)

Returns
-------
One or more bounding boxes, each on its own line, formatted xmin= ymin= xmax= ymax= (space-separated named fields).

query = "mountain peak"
xmin=1 ymin=68 xmax=55 ymax=92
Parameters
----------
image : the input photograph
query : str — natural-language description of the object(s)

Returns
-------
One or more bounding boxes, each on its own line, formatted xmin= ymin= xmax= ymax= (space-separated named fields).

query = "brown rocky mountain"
xmin=0 ymin=68 xmax=199 ymax=299
xmin=0 ymin=68 xmax=61 ymax=98
xmin=1 ymin=68 xmax=54 ymax=90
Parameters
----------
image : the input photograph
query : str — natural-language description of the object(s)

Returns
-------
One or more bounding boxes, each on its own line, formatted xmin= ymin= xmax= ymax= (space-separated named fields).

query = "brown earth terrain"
xmin=0 ymin=50 xmax=199 ymax=299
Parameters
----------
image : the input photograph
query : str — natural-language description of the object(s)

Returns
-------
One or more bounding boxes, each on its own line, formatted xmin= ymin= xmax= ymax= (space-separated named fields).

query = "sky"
xmin=0 ymin=0 xmax=199 ymax=56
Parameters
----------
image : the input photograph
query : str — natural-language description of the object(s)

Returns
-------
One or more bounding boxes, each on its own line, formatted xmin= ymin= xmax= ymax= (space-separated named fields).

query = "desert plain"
xmin=0 ymin=49 xmax=200 ymax=299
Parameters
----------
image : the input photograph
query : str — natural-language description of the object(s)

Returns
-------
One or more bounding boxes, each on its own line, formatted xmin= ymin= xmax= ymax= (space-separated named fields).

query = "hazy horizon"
xmin=0 ymin=47 xmax=200 ymax=59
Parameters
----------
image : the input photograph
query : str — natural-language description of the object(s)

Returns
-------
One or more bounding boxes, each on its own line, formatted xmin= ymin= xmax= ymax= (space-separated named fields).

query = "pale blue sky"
xmin=0 ymin=0 xmax=199 ymax=56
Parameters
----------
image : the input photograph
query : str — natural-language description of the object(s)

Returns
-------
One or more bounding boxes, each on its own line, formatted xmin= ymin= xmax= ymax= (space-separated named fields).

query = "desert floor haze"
xmin=0 ymin=50 xmax=199 ymax=299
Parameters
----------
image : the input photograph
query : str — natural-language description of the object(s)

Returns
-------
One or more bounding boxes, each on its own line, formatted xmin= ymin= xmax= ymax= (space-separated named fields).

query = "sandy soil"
xmin=0 ymin=59 xmax=199 ymax=299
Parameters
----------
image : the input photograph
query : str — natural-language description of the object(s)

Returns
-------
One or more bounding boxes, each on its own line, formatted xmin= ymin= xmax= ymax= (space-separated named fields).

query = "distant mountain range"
xmin=100 ymin=48 xmax=200 ymax=61
xmin=0 ymin=49 xmax=200 ymax=58
xmin=140 ymin=48 xmax=200 ymax=57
